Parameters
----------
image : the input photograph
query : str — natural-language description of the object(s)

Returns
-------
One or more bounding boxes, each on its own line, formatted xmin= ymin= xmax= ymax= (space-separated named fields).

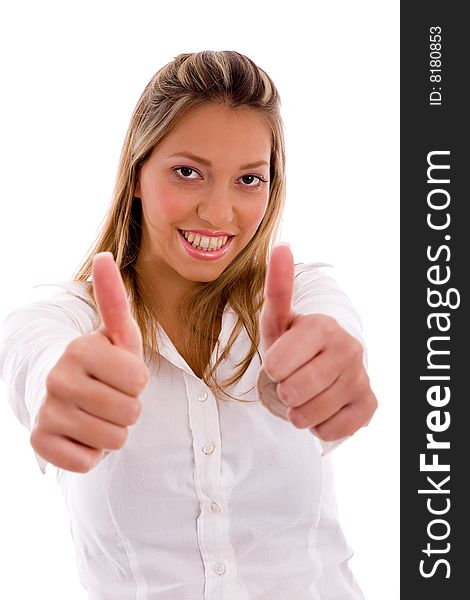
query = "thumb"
xmin=92 ymin=252 xmax=144 ymax=359
xmin=260 ymin=243 xmax=295 ymax=350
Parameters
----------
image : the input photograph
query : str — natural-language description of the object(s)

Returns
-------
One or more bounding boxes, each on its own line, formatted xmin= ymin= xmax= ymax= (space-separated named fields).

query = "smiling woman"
xmin=72 ymin=52 xmax=288 ymax=395
xmin=0 ymin=49 xmax=376 ymax=599
xmin=132 ymin=102 xmax=273 ymax=374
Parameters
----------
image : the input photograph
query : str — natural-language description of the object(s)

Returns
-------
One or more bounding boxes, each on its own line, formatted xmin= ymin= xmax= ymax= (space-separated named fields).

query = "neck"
xmin=135 ymin=252 xmax=196 ymax=322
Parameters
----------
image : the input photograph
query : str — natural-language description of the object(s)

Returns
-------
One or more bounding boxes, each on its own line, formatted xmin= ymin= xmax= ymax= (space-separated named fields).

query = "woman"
xmin=0 ymin=50 xmax=377 ymax=599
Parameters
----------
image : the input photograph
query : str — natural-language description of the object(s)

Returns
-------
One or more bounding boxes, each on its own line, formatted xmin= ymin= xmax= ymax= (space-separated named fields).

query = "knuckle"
xmin=46 ymin=368 xmax=69 ymax=397
xmin=30 ymin=427 xmax=100 ymax=473
xmin=144 ymin=364 xmax=151 ymax=383
xmin=315 ymin=411 xmax=357 ymax=441
xmin=126 ymin=359 xmax=150 ymax=394
xmin=324 ymin=421 xmax=352 ymax=440
xmin=351 ymin=373 xmax=376 ymax=413
xmin=343 ymin=336 xmax=363 ymax=363
xmin=107 ymin=427 xmax=129 ymax=450
xmin=74 ymin=452 xmax=97 ymax=473
xmin=351 ymin=368 xmax=370 ymax=392
xmin=314 ymin=423 xmax=335 ymax=441
xmin=29 ymin=427 xmax=44 ymax=453
xmin=65 ymin=338 xmax=88 ymax=363
xmin=307 ymin=361 xmax=324 ymax=386
xmin=125 ymin=399 xmax=142 ymax=425
xmin=318 ymin=315 xmax=338 ymax=336
xmin=350 ymin=338 xmax=364 ymax=360
xmin=364 ymin=392 xmax=379 ymax=421
xmin=137 ymin=364 xmax=151 ymax=389
xmin=36 ymin=401 xmax=56 ymax=432
xmin=371 ymin=393 xmax=379 ymax=412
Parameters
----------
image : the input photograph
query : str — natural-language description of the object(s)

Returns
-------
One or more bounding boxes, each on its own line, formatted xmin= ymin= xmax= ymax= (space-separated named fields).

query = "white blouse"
xmin=0 ymin=263 xmax=366 ymax=599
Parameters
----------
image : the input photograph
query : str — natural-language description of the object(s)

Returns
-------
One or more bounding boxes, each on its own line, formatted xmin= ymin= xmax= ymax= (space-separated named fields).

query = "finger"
xmin=264 ymin=314 xmax=361 ymax=385
xmin=73 ymin=332 xmax=149 ymax=396
xmin=309 ymin=395 xmax=377 ymax=441
xmin=46 ymin=406 xmax=129 ymax=451
xmin=92 ymin=252 xmax=143 ymax=358
xmin=31 ymin=430 xmax=103 ymax=474
xmin=260 ymin=243 xmax=295 ymax=349
xmin=287 ymin=378 xmax=347 ymax=430
xmin=276 ymin=350 xmax=341 ymax=408
xmin=263 ymin=314 xmax=327 ymax=382
xmin=58 ymin=372 xmax=143 ymax=427
xmin=287 ymin=376 xmax=376 ymax=436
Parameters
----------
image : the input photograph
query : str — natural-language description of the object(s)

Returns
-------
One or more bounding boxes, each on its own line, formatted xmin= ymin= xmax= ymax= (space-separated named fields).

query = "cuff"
xmin=32 ymin=409 xmax=49 ymax=475
xmin=35 ymin=450 xmax=49 ymax=474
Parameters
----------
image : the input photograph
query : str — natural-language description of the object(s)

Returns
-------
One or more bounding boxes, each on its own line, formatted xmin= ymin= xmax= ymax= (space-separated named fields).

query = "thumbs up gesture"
xmin=30 ymin=252 xmax=150 ymax=473
xmin=258 ymin=244 xmax=377 ymax=441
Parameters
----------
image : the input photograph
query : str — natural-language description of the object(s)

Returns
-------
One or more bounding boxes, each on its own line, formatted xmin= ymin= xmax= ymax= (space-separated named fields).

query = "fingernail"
xmin=274 ymin=241 xmax=290 ymax=248
xmin=93 ymin=252 xmax=114 ymax=262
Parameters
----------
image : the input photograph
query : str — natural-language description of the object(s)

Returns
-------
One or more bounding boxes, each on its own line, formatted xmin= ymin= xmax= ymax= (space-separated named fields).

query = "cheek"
xmin=242 ymin=198 xmax=269 ymax=233
xmin=144 ymin=183 xmax=188 ymax=226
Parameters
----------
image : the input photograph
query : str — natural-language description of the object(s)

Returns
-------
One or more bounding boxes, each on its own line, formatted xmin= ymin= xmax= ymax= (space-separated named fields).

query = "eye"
xmin=173 ymin=166 xmax=200 ymax=180
xmin=240 ymin=174 xmax=268 ymax=188
xmin=172 ymin=166 xmax=269 ymax=188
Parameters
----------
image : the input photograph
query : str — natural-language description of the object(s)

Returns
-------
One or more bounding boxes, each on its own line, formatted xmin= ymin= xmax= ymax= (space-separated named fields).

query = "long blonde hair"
xmin=73 ymin=50 xmax=286 ymax=400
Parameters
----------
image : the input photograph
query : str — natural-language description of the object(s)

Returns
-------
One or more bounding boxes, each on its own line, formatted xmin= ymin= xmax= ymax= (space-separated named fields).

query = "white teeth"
xmin=199 ymin=235 xmax=210 ymax=249
xmin=181 ymin=230 xmax=229 ymax=251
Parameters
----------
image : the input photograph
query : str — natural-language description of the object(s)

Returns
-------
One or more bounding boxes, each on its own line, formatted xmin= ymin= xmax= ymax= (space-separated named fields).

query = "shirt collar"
xmin=153 ymin=302 xmax=239 ymax=379
xmin=34 ymin=281 xmax=241 ymax=381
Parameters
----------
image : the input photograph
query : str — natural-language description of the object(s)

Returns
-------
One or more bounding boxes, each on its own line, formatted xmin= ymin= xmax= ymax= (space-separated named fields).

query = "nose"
xmin=196 ymin=185 xmax=234 ymax=227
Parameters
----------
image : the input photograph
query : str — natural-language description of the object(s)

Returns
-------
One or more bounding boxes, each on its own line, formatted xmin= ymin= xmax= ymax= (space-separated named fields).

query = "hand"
xmin=30 ymin=252 xmax=150 ymax=473
xmin=259 ymin=244 xmax=377 ymax=441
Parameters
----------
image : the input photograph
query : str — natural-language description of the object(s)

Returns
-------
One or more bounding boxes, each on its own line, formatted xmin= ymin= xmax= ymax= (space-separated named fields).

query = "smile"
xmin=177 ymin=229 xmax=234 ymax=260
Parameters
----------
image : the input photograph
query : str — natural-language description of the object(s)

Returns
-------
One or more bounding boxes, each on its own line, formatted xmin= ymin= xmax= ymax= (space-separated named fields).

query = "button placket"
xmin=185 ymin=375 xmax=240 ymax=597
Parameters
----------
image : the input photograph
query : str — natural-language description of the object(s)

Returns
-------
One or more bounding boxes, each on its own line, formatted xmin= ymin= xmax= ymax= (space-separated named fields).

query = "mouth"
xmin=177 ymin=229 xmax=235 ymax=260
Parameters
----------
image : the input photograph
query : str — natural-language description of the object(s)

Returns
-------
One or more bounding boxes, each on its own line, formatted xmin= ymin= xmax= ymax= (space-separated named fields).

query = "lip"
xmin=178 ymin=229 xmax=234 ymax=260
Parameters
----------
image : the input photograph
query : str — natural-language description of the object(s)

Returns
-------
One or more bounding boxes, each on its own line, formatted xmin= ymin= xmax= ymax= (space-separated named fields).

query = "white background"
xmin=0 ymin=1 xmax=399 ymax=598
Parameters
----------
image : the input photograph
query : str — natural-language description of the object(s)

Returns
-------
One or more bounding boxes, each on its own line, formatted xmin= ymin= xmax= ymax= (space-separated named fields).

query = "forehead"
xmin=154 ymin=102 xmax=272 ymax=159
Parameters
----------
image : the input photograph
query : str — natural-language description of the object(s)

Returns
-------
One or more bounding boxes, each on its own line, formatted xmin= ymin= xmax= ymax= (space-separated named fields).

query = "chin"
xmin=180 ymin=264 xmax=227 ymax=284
xmin=187 ymin=271 xmax=223 ymax=284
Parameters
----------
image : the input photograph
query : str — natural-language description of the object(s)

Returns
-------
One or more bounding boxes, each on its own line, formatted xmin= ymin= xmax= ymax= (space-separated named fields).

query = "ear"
xmin=133 ymin=178 xmax=141 ymax=198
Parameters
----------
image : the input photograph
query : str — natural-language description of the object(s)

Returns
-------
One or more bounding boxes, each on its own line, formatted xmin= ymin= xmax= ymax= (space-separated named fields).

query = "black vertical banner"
xmin=401 ymin=3 xmax=468 ymax=597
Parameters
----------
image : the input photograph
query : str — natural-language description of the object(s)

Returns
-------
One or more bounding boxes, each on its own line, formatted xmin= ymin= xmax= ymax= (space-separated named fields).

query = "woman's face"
xmin=134 ymin=102 xmax=272 ymax=288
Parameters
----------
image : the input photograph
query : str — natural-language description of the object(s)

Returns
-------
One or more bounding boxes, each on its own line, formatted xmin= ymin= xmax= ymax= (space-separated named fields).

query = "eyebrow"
xmin=168 ymin=151 xmax=269 ymax=170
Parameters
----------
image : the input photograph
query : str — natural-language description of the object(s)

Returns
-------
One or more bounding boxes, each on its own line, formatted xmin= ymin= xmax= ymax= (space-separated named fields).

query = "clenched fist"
xmin=258 ymin=244 xmax=377 ymax=441
xmin=30 ymin=252 xmax=150 ymax=473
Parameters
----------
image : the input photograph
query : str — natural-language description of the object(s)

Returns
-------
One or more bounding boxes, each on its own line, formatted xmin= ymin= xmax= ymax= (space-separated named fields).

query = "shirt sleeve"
xmin=0 ymin=286 xmax=98 ymax=474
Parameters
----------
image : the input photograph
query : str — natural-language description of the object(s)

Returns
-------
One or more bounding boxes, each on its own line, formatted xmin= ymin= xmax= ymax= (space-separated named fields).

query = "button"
xmin=210 ymin=501 xmax=221 ymax=513
xmin=202 ymin=442 xmax=215 ymax=455
xmin=214 ymin=562 xmax=226 ymax=575
xmin=198 ymin=391 xmax=209 ymax=402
